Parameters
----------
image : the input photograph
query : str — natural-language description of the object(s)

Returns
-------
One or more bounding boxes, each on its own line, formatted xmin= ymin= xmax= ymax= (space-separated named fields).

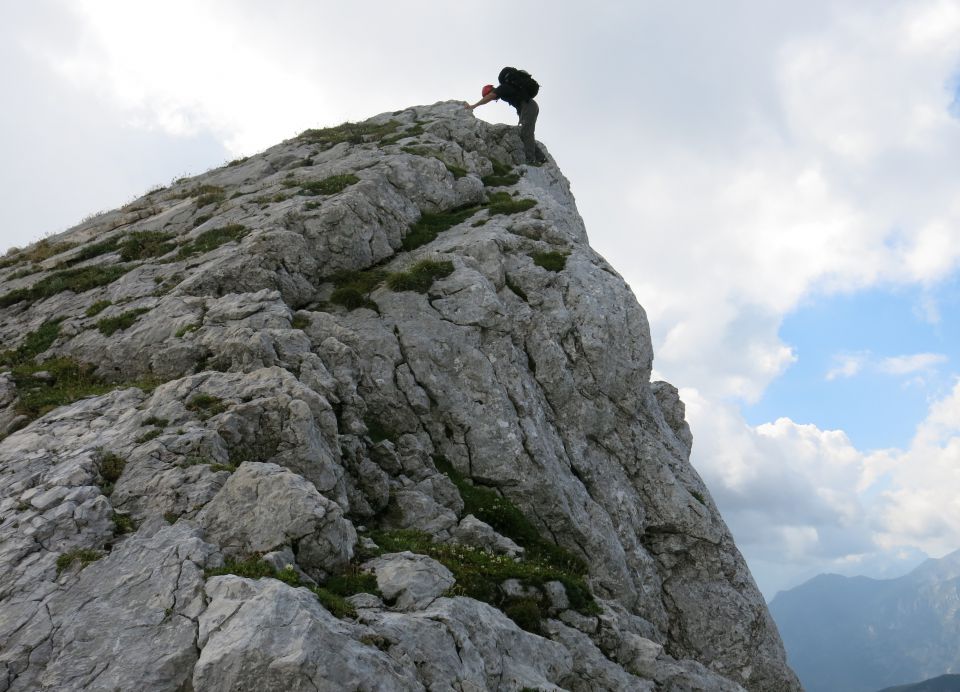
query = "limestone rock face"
xmin=0 ymin=102 xmax=800 ymax=690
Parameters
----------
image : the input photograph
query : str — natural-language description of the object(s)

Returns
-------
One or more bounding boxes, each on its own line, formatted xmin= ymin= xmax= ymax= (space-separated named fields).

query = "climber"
xmin=465 ymin=67 xmax=546 ymax=166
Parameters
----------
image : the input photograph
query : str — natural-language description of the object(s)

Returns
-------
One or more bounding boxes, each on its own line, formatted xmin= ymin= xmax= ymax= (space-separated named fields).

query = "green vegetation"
xmin=380 ymin=123 xmax=425 ymax=145
xmin=7 ymin=267 xmax=41 ymax=280
xmin=0 ymin=319 xmax=63 ymax=366
xmin=163 ymin=511 xmax=179 ymax=524
xmin=177 ymin=224 xmax=248 ymax=258
xmin=175 ymin=323 xmax=200 ymax=338
xmin=135 ymin=429 xmax=162 ymax=444
xmin=299 ymin=174 xmax=360 ymax=196
xmin=186 ymin=393 xmax=227 ymax=419
xmin=364 ymin=416 xmax=396 ymax=444
xmin=482 ymin=160 xmax=521 ymax=187
xmin=299 ymin=120 xmax=400 ymax=147
xmin=196 ymin=190 xmax=226 ymax=207
xmin=690 ymin=490 xmax=707 ymax=505
xmin=530 ymin=250 xmax=569 ymax=272
xmin=18 ymin=239 xmax=78 ymax=264
xmin=57 ymin=238 xmax=121 ymax=268
xmin=433 ymin=456 xmax=588 ymax=576
xmin=368 ymin=527 xmax=597 ymax=634
xmin=329 ymin=268 xmax=388 ymax=311
xmin=444 ymin=163 xmax=467 ymax=179
xmin=0 ymin=264 xmax=130 ymax=308
xmin=170 ymin=183 xmax=224 ymax=201
xmin=56 ymin=548 xmax=103 ymax=575
xmin=85 ymin=300 xmax=112 ymax=317
xmin=505 ymin=276 xmax=528 ymax=302
xmin=96 ymin=308 xmax=150 ymax=336
xmin=144 ymin=416 xmax=169 ymax=427
xmin=119 ymin=231 xmax=177 ymax=261
xmin=291 ymin=314 xmax=310 ymax=330
xmin=386 ymin=259 xmax=454 ymax=293
xmin=8 ymin=358 xmax=113 ymax=419
xmin=204 ymin=556 xmax=379 ymax=619
xmin=98 ymin=450 xmax=127 ymax=495
xmin=227 ymin=156 xmax=249 ymax=167
xmin=487 ymin=191 xmax=537 ymax=216
xmin=253 ymin=193 xmax=290 ymax=206
xmin=182 ymin=455 xmax=236 ymax=473
xmin=403 ymin=205 xmax=481 ymax=251
xmin=113 ymin=511 xmax=136 ymax=535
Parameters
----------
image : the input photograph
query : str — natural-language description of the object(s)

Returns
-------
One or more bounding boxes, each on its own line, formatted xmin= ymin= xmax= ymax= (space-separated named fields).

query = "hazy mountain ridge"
xmin=771 ymin=549 xmax=960 ymax=692
xmin=0 ymin=102 xmax=799 ymax=691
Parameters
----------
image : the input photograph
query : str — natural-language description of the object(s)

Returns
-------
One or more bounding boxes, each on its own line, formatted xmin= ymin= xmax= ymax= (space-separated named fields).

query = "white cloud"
xmin=824 ymin=351 xmax=948 ymax=381
xmin=826 ymin=353 xmax=868 ymax=380
xmin=879 ymin=353 xmax=949 ymax=375
xmin=688 ymin=378 xmax=960 ymax=596
xmin=608 ymin=0 xmax=960 ymax=402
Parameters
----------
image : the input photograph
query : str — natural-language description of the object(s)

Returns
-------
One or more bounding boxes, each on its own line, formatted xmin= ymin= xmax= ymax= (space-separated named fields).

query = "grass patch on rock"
xmin=487 ymin=191 xmax=536 ymax=216
xmin=367 ymin=527 xmax=598 ymax=634
xmin=386 ymin=259 xmax=454 ymax=293
xmin=85 ymin=300 xmax=112 ymax=317
xmin=0 ymin=264 xmax=130 ymax=308
xmin=403 ymin=205 xmax=481 ymax=251
xmin=18 ymin=239 xmax=78 ymax=265
xmin=97 ymin=450 xmax=127 ymax=495
xmin=56 ymin=238 xmax=122 ymax=268
xmin=482 ymin=160 xmax=521 ymax=187
xmin=56 ymin=548 xmax=104 ymax=575
xmin=433 ymin=456 xmax=588 ymax=577
xmin=0 ymin=319 xmax=63 ymax=366
xmin=177 ymin=224 xmax=248 ymax=258
xmin=299 ymin=120 xmax=400 ymax=147
xmin=530 ymin=251 xmax=569 ymax=272
xmin=381 ymin=123 xmax=425 ymax=145
xmin=186 ymin=393 xmax=227 ymax=419
xmin=329 ymin=268 xmax=388 ymax=311
xmin=205 ymin=556 xmax=379 ymax=619
xmin=9 ymin=358 xmax=113 ymax=419
xmin=113 ymin=511 xmax=136 ymax=535
xmin=119 ymin=231 xmax=177 ymax=261
xmin=299 ymin=174 xmax=359 ymax=196
xmin=96 ymin=308 xmax=150 ymax=336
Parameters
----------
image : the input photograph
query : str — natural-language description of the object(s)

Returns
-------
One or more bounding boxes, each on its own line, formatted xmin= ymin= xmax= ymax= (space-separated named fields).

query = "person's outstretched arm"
xmin=465 ymin=92 xmax=497 ymax=110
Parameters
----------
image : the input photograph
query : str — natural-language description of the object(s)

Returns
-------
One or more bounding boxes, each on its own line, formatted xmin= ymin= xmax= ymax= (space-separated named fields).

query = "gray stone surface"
xmin=195 ymin=575 xmax=421 ymax=691
xmin=450 ymin=513 xmax=525 ymax=557
xmin=197 ymin=461 xmax=356 ymax=578
xmin=1 ymin=521 xmax=218 ymax=692
xmin=359 ymin=596 xmax=571 ymax=691
xmin=363 ymin=551 xmax=455 ymax=611
xmin=0 ymin=101 xmax=800 ymax=691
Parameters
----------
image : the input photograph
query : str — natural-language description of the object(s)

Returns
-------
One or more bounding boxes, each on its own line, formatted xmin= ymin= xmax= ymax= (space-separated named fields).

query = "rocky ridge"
xmin=0 ymin=101 xmax=800 ymax=691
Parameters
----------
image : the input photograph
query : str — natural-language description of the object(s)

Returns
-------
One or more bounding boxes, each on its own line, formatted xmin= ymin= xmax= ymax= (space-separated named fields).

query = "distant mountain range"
xmin=878 ymin=674 xmax=960 ymax=692
xmin=769 ymin=550 xmax=960 ymax=692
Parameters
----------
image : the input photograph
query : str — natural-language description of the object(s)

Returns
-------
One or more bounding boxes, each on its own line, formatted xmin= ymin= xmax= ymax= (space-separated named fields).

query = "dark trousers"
xmin=519 ymin=99 xmax=540 ymax=164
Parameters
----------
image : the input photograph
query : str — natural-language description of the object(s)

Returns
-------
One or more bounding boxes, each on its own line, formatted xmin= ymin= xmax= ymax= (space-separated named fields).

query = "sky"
xmin=2 ymin=0 xmax=960 ymax=599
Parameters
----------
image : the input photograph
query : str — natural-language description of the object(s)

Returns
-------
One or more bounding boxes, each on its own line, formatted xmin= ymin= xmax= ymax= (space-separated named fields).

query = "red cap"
xmin=482 ymin=84 xmax=494 ymax=97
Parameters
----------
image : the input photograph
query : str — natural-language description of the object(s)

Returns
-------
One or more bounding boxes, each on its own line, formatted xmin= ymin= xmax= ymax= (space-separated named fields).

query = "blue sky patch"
xmin=744 ymin=277 xmax=960 ymax=450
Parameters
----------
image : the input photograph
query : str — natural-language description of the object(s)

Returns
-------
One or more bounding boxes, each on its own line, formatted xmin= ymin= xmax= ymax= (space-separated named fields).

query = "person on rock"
xmin=465 ymin=67 xmax=546 ymax=166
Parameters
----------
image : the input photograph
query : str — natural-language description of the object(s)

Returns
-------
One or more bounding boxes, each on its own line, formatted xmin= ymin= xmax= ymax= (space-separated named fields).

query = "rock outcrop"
xmin=0 ymin=102 xmax=800 ymax=690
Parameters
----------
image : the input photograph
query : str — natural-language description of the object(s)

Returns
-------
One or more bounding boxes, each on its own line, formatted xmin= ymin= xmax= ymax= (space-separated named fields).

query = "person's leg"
xmin=519 ymin=99 xmax=540 ymax=164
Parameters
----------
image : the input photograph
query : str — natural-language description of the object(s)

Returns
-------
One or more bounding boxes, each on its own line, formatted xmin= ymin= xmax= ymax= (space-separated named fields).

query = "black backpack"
xmin=498 ymin=67 xmax=540 ymax=99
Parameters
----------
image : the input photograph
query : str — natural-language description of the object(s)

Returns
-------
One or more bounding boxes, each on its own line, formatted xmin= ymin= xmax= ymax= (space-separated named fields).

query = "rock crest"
xmin=0 ymin=102 xmax=799 ymax=690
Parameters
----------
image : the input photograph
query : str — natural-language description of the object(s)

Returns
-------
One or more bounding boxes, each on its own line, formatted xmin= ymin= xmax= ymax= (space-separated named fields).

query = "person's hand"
xmin=464 ymin=102 xmax=474 ymax=110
